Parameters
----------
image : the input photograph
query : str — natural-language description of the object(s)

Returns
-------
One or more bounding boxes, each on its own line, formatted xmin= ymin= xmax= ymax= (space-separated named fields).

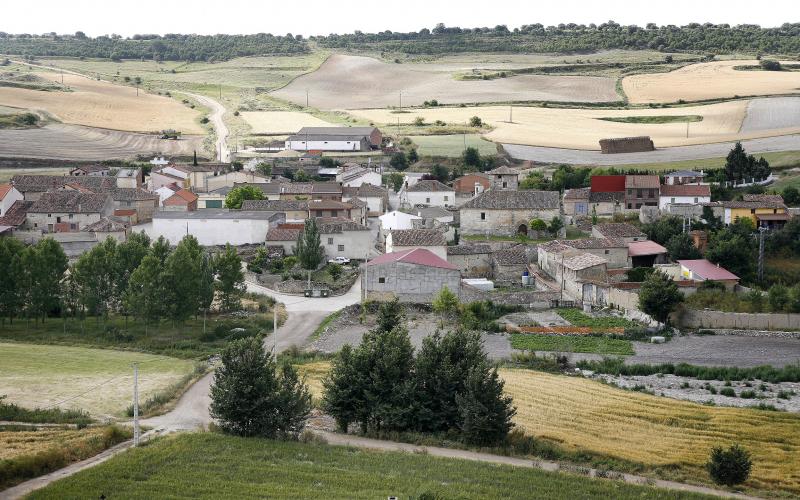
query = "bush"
xmin=759 ymin=59 xmax=782 ymax=71
xmin=469 ymin=116 xmax=483 ymax=127
xmin=707 ymin=444 xmax=752 ymax=486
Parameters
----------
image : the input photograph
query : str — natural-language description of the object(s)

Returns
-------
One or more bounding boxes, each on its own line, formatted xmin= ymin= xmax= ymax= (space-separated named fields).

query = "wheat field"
xmin=623 ymin=60 xmax=800 ymax=104
xmin=0 ymin=427 xmax=111 ymax=461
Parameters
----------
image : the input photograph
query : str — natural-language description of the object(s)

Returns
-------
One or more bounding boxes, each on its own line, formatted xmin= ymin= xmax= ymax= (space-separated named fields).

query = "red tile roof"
xmin=0 ymin=183 xmax=11 ymax=200
xmin=167 ymin=189 xmax=199 ymax=204
xmin=628 ymin=240 xmax=667 ymax=257
xmin=659 ymin=184 xmax=711 ymax=197
xmin=678 ymin=259 xmax=739 ymax=281
xmin=590 ymin=175 xmax=625 ymax=193
xmin=367 ymin=248 xmax=457 ymax=270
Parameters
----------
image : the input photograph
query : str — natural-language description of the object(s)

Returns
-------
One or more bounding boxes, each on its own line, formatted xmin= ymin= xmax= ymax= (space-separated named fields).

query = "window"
xmin=633 ymin=237 xmax=639 ymax=241
xmin=444 ymin=196 xmax=448 ymax=201
xmin=604 ymin=250 xmax=609 ymax=254
xmin=751 ymin=209 xmax=755 ymax=214
xmin=694 ymin=197 xmax=698 ymax=203
xmin=56 ymin=216 xmax=62 ymax=223
xmin=378 ymin=277 xmax=386 ymax=284
xmin=627 ymin=203 xmax=632 ymax=209
xmin=337 ymin=245 xmax=344 ymax=252
xmin=327 ymin=237 xmax=333 ymax=245
xmin=48 ymin=213 xmax=52 ymax=218
xmin=671 ymin=198 xmax=676 ymax=204
xmin=480 ymin=212 xmax=486 ymax=220
xmin=502 ymin=182 xmax=507 ymax=188
xmin=68 ymin=214 xmax=73 ymax=219
xmin=627 ymin=189 xmax=633 ymax=196
xmin=426 ymin=198 xmax=431 ymax=204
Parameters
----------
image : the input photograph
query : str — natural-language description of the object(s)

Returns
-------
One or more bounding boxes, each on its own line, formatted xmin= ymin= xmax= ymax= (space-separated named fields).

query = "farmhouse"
xmin=337 ymin=165 xmax=383 ymax=188
xmin=487 ymin=166 xmax=519 ymax=190
xmin=560 ymin=253 xmax=608 ymax=301
xmin=342 ymin=184 xmax=389 ymax=214
xmin=241 ymin=200 xmax=309 ymax=222
xmin=0 ymin=184 xmax=23 ymax=217
xmin=108 ymin=188 xmax=159 ymax=223
xmin=308 ymin=200 xmax=355 ymax=220
xmin=599 ymin=136 xmax=654 ymax=154
xmin=659 ymin=184 xmax=711 ymax=210
xmin=446 ymin=244 xmax=492 ymax=278
xmin=402 ymin=180 xmax=455 ymax=208
xmin=625 ymin=175 xmax=660 ymax=209
xmin=452 ymin=173 xmax=491 ymax=197
xmin=26 ymin=191 xmax=113 ymax=233
xmin=364 ymin=248 xmax=461 ymax=303
xmin=150 ymin=210 xmax=285 ymax=246
xmin=286 ymin=126 xmax=382 ymax=152
xmin=592 ymin=223 xmax=647 ymax=243
xmin=162 ymin=189 xmax=198 ymax=212
xmin=678 ymin=259 xmax=740 ymax=290
xmin=460 ymin=190 xmax=560 ymax=236
xmin=386 ymin=228 xmax=447 ymax=259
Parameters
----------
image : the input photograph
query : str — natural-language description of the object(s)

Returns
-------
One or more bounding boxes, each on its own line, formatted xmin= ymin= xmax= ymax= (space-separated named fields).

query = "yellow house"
xmin=721 ymin=195 xmax=788 ymax=228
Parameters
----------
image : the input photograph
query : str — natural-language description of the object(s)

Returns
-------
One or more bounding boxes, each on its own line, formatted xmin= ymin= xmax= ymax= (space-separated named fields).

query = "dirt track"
xmin=0 ymin=123 xmax=203 ymax=160
xmin=273 ymin=54 xmax=618 ymax=109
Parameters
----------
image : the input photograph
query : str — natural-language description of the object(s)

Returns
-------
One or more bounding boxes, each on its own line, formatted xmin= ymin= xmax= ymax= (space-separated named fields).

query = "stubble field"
xmin=240 ymin=111 xmax=333 ymax=134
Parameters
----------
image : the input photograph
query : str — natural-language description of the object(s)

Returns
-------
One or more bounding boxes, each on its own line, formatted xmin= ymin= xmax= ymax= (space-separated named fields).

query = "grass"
xmin=0 ymin=313 xmax=272 ymax=359
xmin=310 ymin=310 xmax=342 ymax=341
xmin=26 ymin=432 xmax=716 ymax=500
xmin=0 ymin=398 xmax=91 ymax=426
xmin=0 ymin=342 xmax=196 ymax=418
xmin=575 ymin=358 xmax=800 ymax=383
xmin=0 ymin=112 xmax=39 ymax=129
xmin=0 ymin=425 xmax=129 ymax=490
xmin=597 ymin=115 xmax=703 ymax=124
xmin=586 ymin=150 xmax=800 ymax=172
xmin=556 ymin=308 xmax=638 ymax=329
xmin=409 ymin=134 xmax=498 ymax=157
xmin=509 ymin=334 xmax=634 ymax=355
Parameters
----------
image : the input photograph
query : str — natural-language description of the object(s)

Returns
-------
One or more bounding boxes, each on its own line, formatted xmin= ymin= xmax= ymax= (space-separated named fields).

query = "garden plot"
xmin=272 ymin=54 xmax=619 ymax=109
xmin=240 ymin=111 xmax=332 ymax=134
xmin=623 ymin=60 xmax=800 ymax=104
xmin=345 ymin=100 xmax=799 ymax=150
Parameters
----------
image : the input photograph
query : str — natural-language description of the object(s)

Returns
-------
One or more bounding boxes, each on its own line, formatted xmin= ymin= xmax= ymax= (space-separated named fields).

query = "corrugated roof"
xmin=660 ymin=184 xmax=711 ymax=197
xmin=297 ymin=126 xmax=377 ymax=136
xmin=628 ymin=240 xmax=668 ymax=257
xmin=367 ymin=248 xmax=457 ymax=270
xmin=590 ymin=175 xmax=625 ymax=193
xmin=678 ymin=259 xmax=739 ymax=281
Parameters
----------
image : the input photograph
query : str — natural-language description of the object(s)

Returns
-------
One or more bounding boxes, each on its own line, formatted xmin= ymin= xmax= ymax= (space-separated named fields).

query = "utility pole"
xmin=686 ymin=119 xmax=689 ymax=139
xmin=399 ymin=91 xmax=402 ymax=112
xmin=509 ymin=105 xmax=513 ymax=123
xmin=132 ymin=363 xmax=140 ymax=447
xmin=758 ymin=226 xmax=767 ymax=282
xmin=306 ymin=89 xmax=309 ymax=108
xmin=136 ymin=85 xmax=139 ymax=97
xmin=273 ymin=304 xmax=278 ymax=352
xmin=219 ymin=84 xmax=222 ymax=99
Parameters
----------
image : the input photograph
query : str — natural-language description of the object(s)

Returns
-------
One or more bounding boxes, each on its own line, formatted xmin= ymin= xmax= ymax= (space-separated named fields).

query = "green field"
xmin=588 ymin=150 xmax=800 ymax=172
xmin=27 ymin=433 xmax=714 ymax=500
xmin=556 ymin=308 xmax=638 ymax=329
xmin=409 ymin=134 xmax=498 ymax=157
xmin=510 ymin=334 xmax=634 ymax=355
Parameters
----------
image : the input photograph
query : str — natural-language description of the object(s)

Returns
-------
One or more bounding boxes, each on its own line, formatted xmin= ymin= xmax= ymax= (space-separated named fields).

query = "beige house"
xmin=25 ymin=191 xmax=113 ymax=233
xmin=460 ymin=190 xmax=560 ymax=236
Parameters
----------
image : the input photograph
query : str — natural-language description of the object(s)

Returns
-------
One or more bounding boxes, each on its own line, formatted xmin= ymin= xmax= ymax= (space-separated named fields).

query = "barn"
xmin=285 ymin=127 xmax=382 ymax=152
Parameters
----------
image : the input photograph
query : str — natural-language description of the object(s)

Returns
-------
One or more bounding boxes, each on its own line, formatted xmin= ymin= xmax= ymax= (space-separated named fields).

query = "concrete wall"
xmin=150 ymin=215 xmax=284 ymax=246
xmin=286 ymin=139 xmax=368 ymax=151
xmin=674 ymin=308 xmax=800 ymax=331
xmin=364 ymin=261 xmax=461 ymax=303
xmin=322 ymin=230 xmax=373 ymax=260
xmin=448 ymin=253 xmax=492 ymax=278
xmin=461 ymin=208 xmax=560 ymax=236
xmin=404 ymin=190 xmax=455 ymax=207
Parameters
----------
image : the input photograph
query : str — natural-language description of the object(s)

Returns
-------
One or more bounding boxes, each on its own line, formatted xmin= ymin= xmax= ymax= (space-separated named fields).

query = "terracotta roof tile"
xmin=659 ymin=184 xmax=711 ymax=197
xmin=390 ymin=228 xmax=446 ymax=247
xmin=593 ymin=223 xmax=646 ymax=238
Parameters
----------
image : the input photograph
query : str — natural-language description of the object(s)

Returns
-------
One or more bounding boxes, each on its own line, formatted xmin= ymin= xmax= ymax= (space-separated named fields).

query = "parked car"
xmin=328 ymin=256 xmax=351 ymax=265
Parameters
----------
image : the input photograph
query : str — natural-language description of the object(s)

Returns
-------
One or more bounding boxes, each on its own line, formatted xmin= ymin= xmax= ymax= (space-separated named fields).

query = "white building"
xmin=266 ymin=218 xmax=373 ymax=260
xmin=285 ymin=127 xmax=381 ymax=152
xmin=658 ymin=184 xmax=711 ymax=210
xmin=343 ymin=184 xmax=389 ymax=215
xmin=379 ymin=210 xmax=421 ymax=232
xmin=401 ymin=180 xmax=455 ymax=208
xmin=0 ymin=184 xmax=24 ymax=217
xmin=338 ymin=166 xmax=383 ymax=188
xmin=386 ymin=228 xmax=447 ymax=260
xmin=149 ymin=210 xmax=285 ymax=246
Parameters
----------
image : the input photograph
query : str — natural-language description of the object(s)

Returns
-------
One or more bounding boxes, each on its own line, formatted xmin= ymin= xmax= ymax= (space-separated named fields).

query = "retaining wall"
xmin=674 ymin=308 xmax=800 ymax=331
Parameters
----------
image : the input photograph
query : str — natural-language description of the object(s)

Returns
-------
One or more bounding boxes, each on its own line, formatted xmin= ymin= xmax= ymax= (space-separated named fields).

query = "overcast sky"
xmin=3 ymin=0 xmax=798 ymax=37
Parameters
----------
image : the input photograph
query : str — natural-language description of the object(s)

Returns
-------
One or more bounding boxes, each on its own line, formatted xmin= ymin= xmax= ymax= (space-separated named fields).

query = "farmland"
xmin=0 ymin=342 xmax=196 ymax=418
xmin=240 ymin=111 xmax=332 ymax=134
xmin=409 ymin=134 xmax=498 ymax=157
xmin=26 ymin=433 xmax=714 ymax=500
xmin=623 ymin=60 xmax=800 ymax=104
xmin=509 ymin=334 xmax=634 ymax=355
xmin=272 ymin=54 xmax=620 ymax=109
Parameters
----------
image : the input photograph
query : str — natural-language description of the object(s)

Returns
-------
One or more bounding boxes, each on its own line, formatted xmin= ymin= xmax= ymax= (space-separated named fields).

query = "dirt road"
xmin=181 ymin=92 xmax=229 ymax=162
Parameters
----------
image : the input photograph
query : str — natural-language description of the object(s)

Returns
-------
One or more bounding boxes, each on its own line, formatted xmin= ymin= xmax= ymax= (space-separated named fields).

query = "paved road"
xmin=504 ymin=133 xmax=800 ymax=165
xmin=182 ymin=92 xmax=230 ymax=162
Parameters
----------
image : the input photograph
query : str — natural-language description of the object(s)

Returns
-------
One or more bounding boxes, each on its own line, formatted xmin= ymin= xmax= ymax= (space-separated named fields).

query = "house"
xmin=241 ymin=200 xmax=309 ymax=222
xmin=416 ymin=206 xmax=454 ymax=225
xmin=342 ymin=184 xmax=389 ymax=215
xmin=659 ymin=184 xmax=711 ymax=210
xmin=26 ymin=191 xmax=113 ymax=233
xmin=678 ymin=259 xmax=740 ymax=290
xmin=150 ymin=210 xmax=285 ymax=246
xmin=155 ymin=183 xmax=181 ymax=206
xmin=402 ymin=180 xmax=455 ymax=208
xmin=563 ymin=188 xmax=590 ymax=218
xmin=628 ymin=240 xmax=669 ymax=268
xmin=247 ymin=182 xmax=343 ymax=202
xmin=163 ymin=189 xmax=198 ymax=212
xmin=563 ymin=187 xmax=623 ymax=218
xmin=378 ymin=210 xmax=422 ymax=242
xmin=561 ymin=237 xmax=628 ymax=269
xmin=70 ymin=165 xmax=110 ymax=177
xmin=453 ymin=173 xmax=491 ymax=198
xmin=308 ymin=200 xmax=354 ymax=220
xmin=487 ymin=166 xmax=519 ymax=190
xmin=625 ymin=175 xmax=660 ymax=210
xmin=338 ymin=166 xmax=382 ymax=188
xmin=560 ymin=252 xmax=608 ymax=301
xmin=386 ymin=228 xmax=447 ymax=259
xmin=197 ymin=192 xmax=227 ymax=209
xmin=0 ymin=184 xmax=23 ymax=217
xmin=10 ymin=175 xmax=114 ymax=201
xmin=364 ymin=248 xmax=461 ymax=303
xmin=592 ymin=223 xmax=647 ymax=244
xmin=109 ymin=188 xmax=159 ymax=222
xmin=205 ymin=170 xmax=268 ymax=193
xmin=348 ymin=197 xmax=369 ymax=226
xmin=82 ymin=216 xmax=129 ymax=242
xmin=150 ymin=166 xmax=190 ymax=191
xmin=286 ymin=126 xmax=382 ymax=152
xmin=265 ymin=218 xmax=372 ymax=260
xmin=460 ymin=190 xmax=560 ymax=236
xmin=492 ymin=245 xmax=534 ymax=281
xmin=115 ymin=168 xmax=142 ymax=189
xmin=162 ymin=163 xmax=233 ymax=192
xmin=664 ymin=170 xmax=706 ymax=185
xmin=718 ymin=195 xmax=788 ymax=227
xmin=446 ymin=244 xmax=492 ymax=278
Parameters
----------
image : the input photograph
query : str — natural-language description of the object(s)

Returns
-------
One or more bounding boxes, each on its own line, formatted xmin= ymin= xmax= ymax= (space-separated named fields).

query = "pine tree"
xmin=294 ymin=218 xmax=324 ymax=289
xmin=214 ymin=244 xmax=245 ymax=312
xmin=456 ymin=361 xmax=516 ymax=445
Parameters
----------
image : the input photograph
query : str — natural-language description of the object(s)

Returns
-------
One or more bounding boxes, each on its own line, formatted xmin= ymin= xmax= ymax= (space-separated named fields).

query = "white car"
xmin=328 ymin=256 xmax=351 ymax=265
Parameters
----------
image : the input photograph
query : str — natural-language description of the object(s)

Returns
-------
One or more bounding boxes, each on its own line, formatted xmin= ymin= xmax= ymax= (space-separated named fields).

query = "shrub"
xmin=529 ymin=218 xmax=547 ymax=231
xmin=328 ymin=263 xmax=343 ymax=281
xmin=707 ymin=444 xmax=752 ymax=486
xmin=469 ymin=116 xmax=483 ymax=127
xmin=739 ymin=390 xmax=757 ymax=399
xmin=720 ymin=387 xmax=736 ymax=397
xmin=759 ymin=59 xmax=782 ymax=71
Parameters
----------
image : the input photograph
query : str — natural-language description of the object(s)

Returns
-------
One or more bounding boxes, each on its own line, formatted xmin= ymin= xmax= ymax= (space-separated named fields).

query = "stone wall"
xmin=673 ymin=308 xmax=800 ymax=331
xmin=461 ymin=208 xmax=560 ymax=236
xmin=460 ymin=285 xmax=559 ymax=309
xmin=447 ymin=252 xmax=492 ymax=278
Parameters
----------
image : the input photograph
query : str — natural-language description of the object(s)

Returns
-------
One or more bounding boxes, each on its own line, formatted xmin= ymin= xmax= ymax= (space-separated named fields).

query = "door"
xmin=576 ymin=203 xmax=588 ymax=215
xmin=596 ymin=286 xmax=606 ymax=306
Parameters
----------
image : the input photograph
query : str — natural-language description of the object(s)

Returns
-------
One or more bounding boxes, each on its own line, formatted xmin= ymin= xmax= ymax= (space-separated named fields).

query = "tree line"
xmin=0 ymin=233 xmax=245 ymax=327
xmin=0 ymin=33 xmax=307 ymax=62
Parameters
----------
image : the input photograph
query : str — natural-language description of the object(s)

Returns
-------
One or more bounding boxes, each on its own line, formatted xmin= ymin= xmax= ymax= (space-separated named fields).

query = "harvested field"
xmin=409 ymin=134 xmax=498 ymax=157
xmin=0 ymin=123 xmax=202 ymax=161
xmin=240 ymin=111 xmax=332 ymax=134
xmin=0 ymin=426 xmax=111 ymax=461
xmin=740 ymin=96 xmax=800 ymax=133
xmin=273 ymin=54 xmax=619 ymax=109
xmin=348 ymin=101 xmax=793 ymax=150
xmin=0 ymin=72 xmax=203 ymax=133
xmin=0 ymin=343 xmax=195 ymax=418
xmin=623 ymin=60 xmax=800 ymax=104
xmin=501 ymin=369 xmax=800 ymax=495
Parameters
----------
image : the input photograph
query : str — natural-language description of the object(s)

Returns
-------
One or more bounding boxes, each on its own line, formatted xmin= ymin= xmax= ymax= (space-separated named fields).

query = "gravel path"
xmin=504 ymin=133 xmax=800 ymax=165
xmin=182 ymin=92 xmax=229 ymax=162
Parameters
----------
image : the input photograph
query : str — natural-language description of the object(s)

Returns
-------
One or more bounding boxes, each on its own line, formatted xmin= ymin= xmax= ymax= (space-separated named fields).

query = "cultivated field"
xmin=0 ymin=71 xmax=203 ymax=133
xmin=0 ymin=343 xmax=196 ymax=418
xmin=501 ymin=369 xmax=800 ymax=494
xmin=740 ymin=96 xmax=800 ymax=133
xmin=240 ymin=111 xmax=332 ymax=134
xmin=347 ymin=100 xmax=800 ymax=150
xmin=409 ymin=134 xmax=498 ymax=157
xmin=0 ymin=426 xmax=112 ymax=461
xmin=0 ymin=123 xmax=203 ymax=161
xmin=273 ymin=54 xmax=619 ymax=109
xmin=623 ymin=60 xmax=800 ymax=104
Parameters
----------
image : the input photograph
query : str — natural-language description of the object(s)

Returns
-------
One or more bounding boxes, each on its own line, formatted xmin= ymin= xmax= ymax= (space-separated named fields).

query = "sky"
xmin=2 ymin=0 xmax=798 ymax=37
